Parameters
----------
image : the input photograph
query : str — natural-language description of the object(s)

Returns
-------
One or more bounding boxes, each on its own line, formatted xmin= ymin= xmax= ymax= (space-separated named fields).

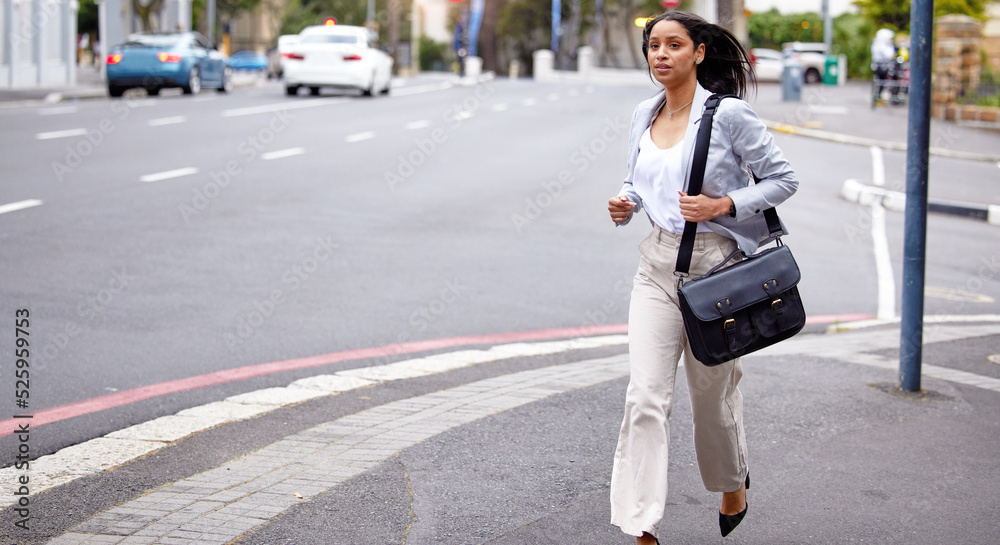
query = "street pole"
xmin=207 ymin=0 xmax=215 ymax=45
xmin=552 ymin=0 xmax=561 ymax=53
xmin=822 ymin=0 xmax=832 ymax=53
xmin=899 ymin=0 xmax=933 ymax=393
xmin=367 ymin=0 xmax=375 ymax=28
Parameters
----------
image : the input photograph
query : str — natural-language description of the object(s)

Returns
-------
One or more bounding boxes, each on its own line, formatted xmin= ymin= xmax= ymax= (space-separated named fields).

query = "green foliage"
xmin=279 ymin=0 xmax=409 ymax=47
xmin=833 ymin=12 xmax=876 ymax=79
xmin=853 ymin=0 xmax=987 ymax=31
xmin=748 ymin=8 xmax=824 ymax=50
xmin=748 ymin=10 xmax=877 ymax=80
xmin=419 ymin=36 xmax=449 ymax=71
xmin=77 ymin=0 xmax=99 ymax=36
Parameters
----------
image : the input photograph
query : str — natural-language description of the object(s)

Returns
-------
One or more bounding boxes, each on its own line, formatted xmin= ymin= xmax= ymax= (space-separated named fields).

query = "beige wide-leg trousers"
xmin=610 ymin=226 xmax=749 ymax=538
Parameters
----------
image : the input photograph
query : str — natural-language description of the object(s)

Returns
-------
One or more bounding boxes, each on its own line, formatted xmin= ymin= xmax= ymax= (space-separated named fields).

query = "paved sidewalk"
xmin=2 ymin=319 xmax=999 ymax=544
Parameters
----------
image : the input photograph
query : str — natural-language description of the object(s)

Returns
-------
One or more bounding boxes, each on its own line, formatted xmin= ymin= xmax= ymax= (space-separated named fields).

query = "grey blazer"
xmin=618 ymin=83 xmax=798 ymax=254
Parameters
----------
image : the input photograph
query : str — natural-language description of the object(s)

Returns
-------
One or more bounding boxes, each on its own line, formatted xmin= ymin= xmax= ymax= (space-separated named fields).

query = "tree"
xmin=853 ymin=0 xmax=986 ymax=31
xmin=748 ymin=8 xmax=824 ymax=50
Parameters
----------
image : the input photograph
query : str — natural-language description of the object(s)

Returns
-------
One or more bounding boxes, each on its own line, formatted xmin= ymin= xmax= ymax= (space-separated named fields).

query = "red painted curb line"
xmin=1 ymin=324 xmax=628 ymax=437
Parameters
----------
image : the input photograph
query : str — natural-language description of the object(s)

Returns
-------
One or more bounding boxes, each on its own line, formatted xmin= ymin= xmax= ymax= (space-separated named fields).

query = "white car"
xmin=782 ymin=42 xmax=828 ymax=84
xmin=282 ymin=25 xmax=393 ymax=97
xmin=750 ymin=48 xmax=783 ymax=82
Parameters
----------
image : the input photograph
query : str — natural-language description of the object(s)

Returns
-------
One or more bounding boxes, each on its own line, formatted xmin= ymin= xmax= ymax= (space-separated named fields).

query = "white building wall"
xmin=1 ymin=0 xmax=77 ymax=88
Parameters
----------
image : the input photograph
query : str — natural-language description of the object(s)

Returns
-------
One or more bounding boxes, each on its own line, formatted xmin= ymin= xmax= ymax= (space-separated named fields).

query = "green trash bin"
xmin=823 ymin=55 xmax=839 ymax=85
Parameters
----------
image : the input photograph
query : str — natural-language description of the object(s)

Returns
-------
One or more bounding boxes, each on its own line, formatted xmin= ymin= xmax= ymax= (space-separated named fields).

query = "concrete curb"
xmin=762 ymin=119 xmax=1000 ymax=163
xmin=0 ymin=335 xmax=628 ymax=508
xmin=0 ymin=73 xmax=265 ymax=106
xmin=841 ymin=178 xmax=1000 ymax=225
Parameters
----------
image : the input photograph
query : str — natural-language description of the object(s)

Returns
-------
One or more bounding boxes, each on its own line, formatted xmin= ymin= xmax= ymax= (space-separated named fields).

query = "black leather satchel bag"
xmin=675 ymin=95 xmax=806 ymax=367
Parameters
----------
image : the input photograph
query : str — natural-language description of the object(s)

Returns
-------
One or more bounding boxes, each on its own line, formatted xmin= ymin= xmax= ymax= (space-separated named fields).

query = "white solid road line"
xmin=148 ymin=116 xmax=186 ymax=127
xmin=35 ymin=128 xmax=88 ymax=140
xmin=0 ymin=199 xmax=43 ymax=215
xmin=261 ymin=147 xmax=305 ymax=160
xmin=869 ymin=146 xmax=896 ymax=321
xmin=523 ymin=98 xmax=538 ymax=106
xmin=405 ymin=120 xmax=431 ymax=130
xmin=346 ymin=131 xmax=376 ymax=143
xmin=490 ymin=103 xmax=509 ymax=112
xmin=139 ymin=167 xmax=199 ymax=183
xmin=221 ymin=98 xmax=348 ymax=118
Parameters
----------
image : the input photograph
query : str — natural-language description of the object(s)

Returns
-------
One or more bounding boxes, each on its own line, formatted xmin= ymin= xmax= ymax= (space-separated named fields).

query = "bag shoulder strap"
xmin=674 ymin=94 xmax=782 ymax=278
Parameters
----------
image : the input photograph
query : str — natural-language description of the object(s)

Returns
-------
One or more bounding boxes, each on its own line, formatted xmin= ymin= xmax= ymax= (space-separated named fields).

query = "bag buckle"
xmin=724 ymin=318 xmax=736 ymax=332
xmin=771 ymin=298 xmax=784 ymax=312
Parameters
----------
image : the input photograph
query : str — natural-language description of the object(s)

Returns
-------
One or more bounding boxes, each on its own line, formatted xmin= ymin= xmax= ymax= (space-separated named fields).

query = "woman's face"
xmin=646 ymin=19 xmax=705 ymax=88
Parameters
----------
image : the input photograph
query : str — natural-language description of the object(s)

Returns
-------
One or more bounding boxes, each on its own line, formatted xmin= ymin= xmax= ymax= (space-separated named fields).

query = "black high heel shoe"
xmin=719 ymin=473 xmax=750 ymax=537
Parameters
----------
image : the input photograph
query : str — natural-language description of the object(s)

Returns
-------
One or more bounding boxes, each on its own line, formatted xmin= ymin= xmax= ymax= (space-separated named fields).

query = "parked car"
xmin=227 ymin=50 xmax=269 ymax=71
xmin=105 ymin=32 xmax=232 ymax=97
xmin=282 ymin=25 xmax=393 ymax=97
xmin=268 ymin=35 xmax=300 ymax=79
xmin=782 ymin=41 xmax=828 ymax=84
xmin=750 ymin=48 xmax=783 ymax=82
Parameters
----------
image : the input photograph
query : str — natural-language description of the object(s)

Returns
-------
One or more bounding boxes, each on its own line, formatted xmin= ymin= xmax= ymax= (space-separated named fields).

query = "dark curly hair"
xmin=641 ymin=11 xmax=756 ymax=100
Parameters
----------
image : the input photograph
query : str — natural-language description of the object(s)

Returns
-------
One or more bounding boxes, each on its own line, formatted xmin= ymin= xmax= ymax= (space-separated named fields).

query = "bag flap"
xmin=679 ymin=245 xmax=801 ymax=321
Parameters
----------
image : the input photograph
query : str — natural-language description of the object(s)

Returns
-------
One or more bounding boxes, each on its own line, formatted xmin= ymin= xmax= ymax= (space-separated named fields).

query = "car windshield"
xmin=300 ymin=34 xmax=362 ymax=45
xmin=122 ymin=35 xmax=183 ymax=48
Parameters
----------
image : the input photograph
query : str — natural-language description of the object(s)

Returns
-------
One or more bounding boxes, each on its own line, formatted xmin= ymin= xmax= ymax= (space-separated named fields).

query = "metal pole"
xmin=551 ymin=0 xmax=560 ymax=53
xmin=367 ymin=0 xmax=375 ymax=27
xmin=822 ymin=0 xmax=832 ymax=53
xmin=207 ymin=0 xmax=215 ymax=44
xmin=899 ymin=0 xmax=933 ymax=392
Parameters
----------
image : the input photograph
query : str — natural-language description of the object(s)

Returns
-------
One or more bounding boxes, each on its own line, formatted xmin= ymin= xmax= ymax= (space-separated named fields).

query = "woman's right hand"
xmin=608 ymin=195 xmax=635 ymax=224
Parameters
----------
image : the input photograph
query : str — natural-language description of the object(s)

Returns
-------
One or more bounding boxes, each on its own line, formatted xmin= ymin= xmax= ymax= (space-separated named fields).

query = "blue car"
xmin=106 ymin=32 xmax=233 ymax=97
xmin=227 ymin=50 xmax=269 ymax=72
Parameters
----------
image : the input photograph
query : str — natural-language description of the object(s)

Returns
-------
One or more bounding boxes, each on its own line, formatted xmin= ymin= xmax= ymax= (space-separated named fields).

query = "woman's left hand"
xmin=678 ymin=192 xmax=733 ymax=222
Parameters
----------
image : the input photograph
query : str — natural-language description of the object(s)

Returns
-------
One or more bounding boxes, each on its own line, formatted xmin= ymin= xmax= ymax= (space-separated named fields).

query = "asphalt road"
xmin=1 ymin=76 xmax=998 ymax=463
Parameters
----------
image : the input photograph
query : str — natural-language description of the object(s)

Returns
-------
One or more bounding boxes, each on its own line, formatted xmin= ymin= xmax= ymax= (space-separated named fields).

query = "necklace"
xmin=665 ymin=97 xmax=694 ymax=118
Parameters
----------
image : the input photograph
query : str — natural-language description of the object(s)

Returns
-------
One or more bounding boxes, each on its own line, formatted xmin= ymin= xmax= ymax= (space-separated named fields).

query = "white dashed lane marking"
xmin=345 ymin=131 xmax=376 ymax=143
xmin=0 ymin=199 xmax=43 ymax=215
xmin=38 ymin=106 xmax=78 ymax=116
xmin=139 ymin=167 xmax=199 ymax=183
xmin=148 ymin=116 xmax=186 ymax=127
xmin=35 ymin=128 xmax=87 ymax=140
xmin=405 ymin=120 xmax=431 ymax=130
xmin=261 ymin=147 xmax=305 ymax=160
xmin=221 ymin=98 xmax=348 ymax=118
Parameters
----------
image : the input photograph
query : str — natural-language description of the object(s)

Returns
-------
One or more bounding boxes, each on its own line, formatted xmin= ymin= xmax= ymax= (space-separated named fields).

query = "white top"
xmin=633 ymin=127 xmax=712 ymax=234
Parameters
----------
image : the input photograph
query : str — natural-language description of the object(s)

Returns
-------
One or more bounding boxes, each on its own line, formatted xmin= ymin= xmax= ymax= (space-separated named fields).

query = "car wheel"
xmin=218 ymin=66 xmax=233 ymax=93
xmin=285 ymin=85 xmax=300 ymax=96
xmin=146 ymin=87 xmax=160 ymax=96
xmin=380 ymin=77 xmax=391 ymax=95
xmin=804 ymin=68 xmax=822 ymax=84
xmin=108 ymin=85 xmax=125 ymax=98
xmin=182 ymin=66 xmax=201 ymax=95
xmin=362 ymin=73 xmax=376 ymax=97
xmin=309 ymin=86 xmax=321 ymax=96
